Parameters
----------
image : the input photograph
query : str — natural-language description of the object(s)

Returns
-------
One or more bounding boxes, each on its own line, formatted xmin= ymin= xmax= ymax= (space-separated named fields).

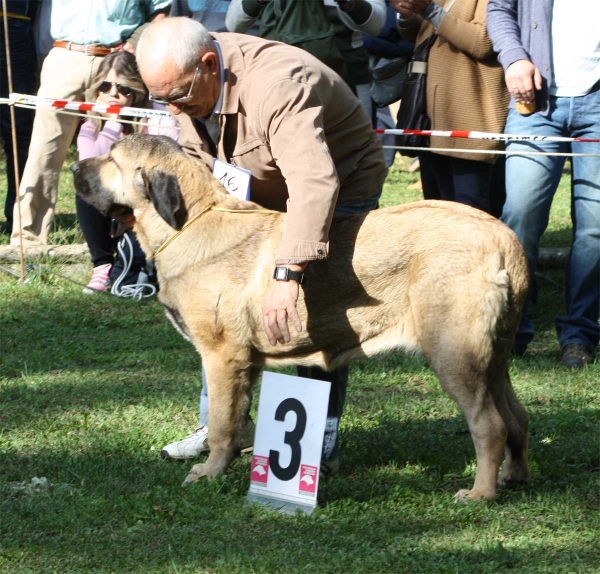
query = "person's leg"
xmin=161 ymin=365 xmax=254 ymax=460
xmin=425 ymin=152 xmax=455 ymax=201
xmin=501 ymin=105 xmax=567 ymax=351
xmin=556 ymin=88 xmax=600 ymax=355
xmin=489 ymin=154 xmax=507 ymax=219
xmin=376 ymin=105 xmax=397 ymax=169
xmin=296 ymin=366 xmax=348 ymax=468
xmin=0 ymin=20 xmax=36 ymax=235
xmin=11 ymin=49 xmax=103 ymax=245
xmin=199 ymin=366 xmax=209 ymax=426
xmin=76 ymin=195 xmax=114 ymax=267
xmin=450 ymin=156 xmax=493 ymax=213
xmin=418 ymin=152 xmax=441 ymax=200
xmin=355 ymin=83 xmax=374 ymax=129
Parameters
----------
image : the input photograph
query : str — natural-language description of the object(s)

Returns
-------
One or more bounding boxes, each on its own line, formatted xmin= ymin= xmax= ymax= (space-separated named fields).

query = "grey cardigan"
xmin=487 ymin=0 xmax=553 ymax=113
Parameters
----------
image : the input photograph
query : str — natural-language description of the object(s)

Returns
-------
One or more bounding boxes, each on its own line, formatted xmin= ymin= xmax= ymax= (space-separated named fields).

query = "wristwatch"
xmin=273 ymin=266 xmax=305 ymax=284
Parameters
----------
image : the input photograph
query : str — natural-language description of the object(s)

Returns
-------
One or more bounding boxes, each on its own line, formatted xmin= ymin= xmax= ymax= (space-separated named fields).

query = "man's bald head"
xmin=137 ymin=17 xmax=216 ymax=77
xmin=137 ymin=17 xmax=221 ymax=118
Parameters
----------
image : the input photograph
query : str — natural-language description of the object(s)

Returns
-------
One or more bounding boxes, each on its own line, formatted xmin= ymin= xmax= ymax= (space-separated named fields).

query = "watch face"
xmin=275 ymin=267 xmax=288 ymax=280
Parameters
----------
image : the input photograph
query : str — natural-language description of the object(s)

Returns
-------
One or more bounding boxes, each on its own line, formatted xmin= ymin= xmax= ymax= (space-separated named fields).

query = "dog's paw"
xmin=453 ymin=489 xmax=473 ymax=504
xmin=497 ymin=465 xmax=530 ymax=487
xmin=453 ymin=488 xmax=497 ymax=503
xmin=181 ymin=463 xmax=207 ymax=487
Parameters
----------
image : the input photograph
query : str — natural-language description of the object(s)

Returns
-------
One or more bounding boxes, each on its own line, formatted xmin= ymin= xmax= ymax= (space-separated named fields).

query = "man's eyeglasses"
xmin=98 ymin=81 xmax=133 ymax=97
xmin=149 ymin=65 xmax=200 ymax=106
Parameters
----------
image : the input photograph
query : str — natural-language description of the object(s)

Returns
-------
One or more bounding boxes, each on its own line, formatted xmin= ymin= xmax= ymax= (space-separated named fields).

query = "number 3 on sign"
xmin=248 ymin=371 xmax=331 ymax=510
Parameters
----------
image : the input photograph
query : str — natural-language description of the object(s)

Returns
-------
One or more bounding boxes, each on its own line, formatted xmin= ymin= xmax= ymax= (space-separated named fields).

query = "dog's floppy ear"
xmin=140 ymin=168 xmax=187 ymax=230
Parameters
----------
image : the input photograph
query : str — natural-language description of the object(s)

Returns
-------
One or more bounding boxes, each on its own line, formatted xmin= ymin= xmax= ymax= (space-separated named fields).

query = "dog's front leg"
xmin=183 ymin=352 xmax=255 ymax=486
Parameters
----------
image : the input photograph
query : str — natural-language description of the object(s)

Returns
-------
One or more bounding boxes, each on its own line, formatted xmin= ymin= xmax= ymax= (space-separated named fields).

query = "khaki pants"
xmin=11 ymin=48 xmax=105 ymax=245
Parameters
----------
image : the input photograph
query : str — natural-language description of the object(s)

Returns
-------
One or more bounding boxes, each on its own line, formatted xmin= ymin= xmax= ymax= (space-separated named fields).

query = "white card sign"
xmin=247 ymin=371 xmax=331 ymax=514
xmin=212 ymin=158 xmax=251 ymax=201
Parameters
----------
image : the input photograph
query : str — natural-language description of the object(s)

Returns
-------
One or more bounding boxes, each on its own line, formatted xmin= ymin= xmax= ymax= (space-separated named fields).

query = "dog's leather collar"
xmin=154 ymin=205 xmax=277 ymax=258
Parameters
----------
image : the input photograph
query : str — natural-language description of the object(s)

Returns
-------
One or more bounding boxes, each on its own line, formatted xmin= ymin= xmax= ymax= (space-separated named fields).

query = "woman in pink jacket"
xmin=76 ymin=51 xmax=177 ymax=295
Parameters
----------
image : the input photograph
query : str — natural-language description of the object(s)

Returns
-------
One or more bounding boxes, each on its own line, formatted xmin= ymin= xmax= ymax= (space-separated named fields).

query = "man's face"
xmin=143 ymin=52 xmax=220 ymax=118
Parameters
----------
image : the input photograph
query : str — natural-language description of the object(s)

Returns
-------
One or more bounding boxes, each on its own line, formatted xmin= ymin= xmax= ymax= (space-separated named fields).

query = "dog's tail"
xmin=470 ymin=236 xmax=529 ymax=368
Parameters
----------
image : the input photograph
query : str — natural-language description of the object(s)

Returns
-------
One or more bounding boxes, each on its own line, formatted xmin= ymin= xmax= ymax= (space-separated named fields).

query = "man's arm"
xmin=487 ymin=0 xmax=528 ymax=71
xmin=334 ymin=0 xmax=386 ymax=37
xmin=258 ymin=79 xmax=341 ymax=346
xmin=225 ymin=0 xmax=263 ymax=32
xmin=487 ymin=0 xmax=541 ymax=104
xmin=124 ymin=2 xmax=171 ymax=53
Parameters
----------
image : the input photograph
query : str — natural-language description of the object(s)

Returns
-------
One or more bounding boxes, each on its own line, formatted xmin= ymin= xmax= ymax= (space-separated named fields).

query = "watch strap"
xmin=273 ymin=266 xmax=305 ymax=284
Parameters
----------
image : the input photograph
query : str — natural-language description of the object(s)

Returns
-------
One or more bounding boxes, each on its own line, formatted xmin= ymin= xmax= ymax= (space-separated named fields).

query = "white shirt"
xmin=550 ymin=0 xmax=600 ymax=96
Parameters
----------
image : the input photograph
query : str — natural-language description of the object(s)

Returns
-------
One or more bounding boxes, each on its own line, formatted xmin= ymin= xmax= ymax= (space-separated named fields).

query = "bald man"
xmin=138 ymin=18 xmax=386 ymax=474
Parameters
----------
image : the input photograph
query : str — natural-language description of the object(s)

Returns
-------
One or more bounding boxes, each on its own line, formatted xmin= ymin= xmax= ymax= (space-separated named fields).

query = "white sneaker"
xmin=160 ymin=420 xmax=255 ymax=460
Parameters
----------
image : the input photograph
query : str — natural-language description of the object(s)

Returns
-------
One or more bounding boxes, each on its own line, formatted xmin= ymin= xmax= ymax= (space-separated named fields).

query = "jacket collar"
xmin=211 ymin=32 xmax=245 ymax=115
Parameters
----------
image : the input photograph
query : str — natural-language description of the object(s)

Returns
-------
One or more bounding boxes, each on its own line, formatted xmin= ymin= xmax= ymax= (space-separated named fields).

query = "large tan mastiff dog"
xmin=71 ymin=134 xmax=531 ymax=501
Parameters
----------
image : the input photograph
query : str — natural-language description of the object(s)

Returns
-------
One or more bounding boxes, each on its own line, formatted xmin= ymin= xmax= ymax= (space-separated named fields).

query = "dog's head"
xmin=71 ymin=134 xmax=188 ymax=229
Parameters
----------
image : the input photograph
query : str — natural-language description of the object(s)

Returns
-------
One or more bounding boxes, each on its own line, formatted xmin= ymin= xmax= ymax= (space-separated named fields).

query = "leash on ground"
xmin=0 ymin=239 xmax=157 ymax=301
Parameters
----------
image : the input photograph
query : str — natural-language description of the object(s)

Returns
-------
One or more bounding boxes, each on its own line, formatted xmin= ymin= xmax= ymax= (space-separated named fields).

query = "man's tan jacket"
xmin=175 ymin=32 xmax=386 ymax=264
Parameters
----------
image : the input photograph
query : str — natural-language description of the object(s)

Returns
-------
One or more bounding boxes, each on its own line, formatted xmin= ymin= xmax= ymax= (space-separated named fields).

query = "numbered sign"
xmin=212 ymin=158 xmax=251 ymax=201
xmin=247 ymin=371 xmax=331 ymax=514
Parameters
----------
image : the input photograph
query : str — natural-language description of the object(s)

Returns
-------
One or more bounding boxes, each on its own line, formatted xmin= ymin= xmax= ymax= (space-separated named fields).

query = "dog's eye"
xmin=106 ymin=156 xmax=113 ymax=163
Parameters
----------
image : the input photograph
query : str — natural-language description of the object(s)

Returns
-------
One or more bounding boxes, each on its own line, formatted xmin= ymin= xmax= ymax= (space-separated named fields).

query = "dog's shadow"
xmin=315 ymin=407 xmax=599 ymax=505
xmin=302 ymin=213 xmax=381 ymax=363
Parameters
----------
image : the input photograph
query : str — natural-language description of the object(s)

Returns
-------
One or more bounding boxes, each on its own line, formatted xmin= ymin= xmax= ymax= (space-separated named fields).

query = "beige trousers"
xmin=11 ymin=48 xmax=105 ymax=245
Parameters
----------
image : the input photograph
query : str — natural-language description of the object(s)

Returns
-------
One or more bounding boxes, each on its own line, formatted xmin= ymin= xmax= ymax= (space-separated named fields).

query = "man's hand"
xmin=335 ymin=0 xmax=355 ymax=12
xmin=111 ymin=209 xmax=136 ymax=237
xmin=262 ymin=264 xmax=306 ymax=346
xmin=122 ymin=41 xmax=136 ymax=54
xmin=389 ymin=0 xmax=430 ymax=16
xmin=505 ymin=59 xmax=543 ymax=104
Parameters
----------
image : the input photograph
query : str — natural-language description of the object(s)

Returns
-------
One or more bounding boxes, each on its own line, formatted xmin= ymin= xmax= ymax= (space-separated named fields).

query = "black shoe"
xmin=560 ymin=344 xmax=594 ymax=368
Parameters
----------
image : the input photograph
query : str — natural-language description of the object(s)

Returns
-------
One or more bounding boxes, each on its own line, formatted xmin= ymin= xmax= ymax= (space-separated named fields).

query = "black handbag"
xmin=369 ymin=54 xmax=411 ymax=108
xmin=395 ymin=33 xmax=437 ymax=157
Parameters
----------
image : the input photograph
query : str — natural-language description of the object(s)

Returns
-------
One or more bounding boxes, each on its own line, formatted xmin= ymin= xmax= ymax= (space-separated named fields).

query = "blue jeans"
xmin=199 ymin=190 xmax=383 ymax=461
xmin=501 ymin=88 xmax=600 ymax=352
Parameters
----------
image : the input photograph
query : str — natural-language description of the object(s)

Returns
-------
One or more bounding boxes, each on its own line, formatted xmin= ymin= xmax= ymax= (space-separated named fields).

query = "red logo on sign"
xmin=298 ymin=464 xmax=317 ymax=495
xmin=251 ymin=455 xmax=269 ymax=486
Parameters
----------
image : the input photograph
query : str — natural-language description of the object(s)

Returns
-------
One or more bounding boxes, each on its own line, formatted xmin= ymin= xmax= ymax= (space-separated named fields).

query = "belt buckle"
xmin=84 ymin=44 xmax=90 ymax=55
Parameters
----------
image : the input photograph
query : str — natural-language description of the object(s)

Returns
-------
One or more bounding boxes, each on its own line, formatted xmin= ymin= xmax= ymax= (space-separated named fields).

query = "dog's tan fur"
xmin=72 ymin=134 xmax=531 ymax=500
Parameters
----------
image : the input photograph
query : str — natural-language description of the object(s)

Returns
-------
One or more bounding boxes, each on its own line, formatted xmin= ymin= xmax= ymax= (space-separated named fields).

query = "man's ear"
xmin=140 ymin=168 xmax=187 ymax=229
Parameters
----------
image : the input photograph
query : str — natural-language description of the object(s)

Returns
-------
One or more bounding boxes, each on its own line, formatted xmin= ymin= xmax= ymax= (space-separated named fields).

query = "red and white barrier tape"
xmin=375 ymin=128 xmax=600 ymax=144
xmin=3 ymin=94 xmax=599 ymax=144
xmin=8 ymin=93 xmax=171 ymax=119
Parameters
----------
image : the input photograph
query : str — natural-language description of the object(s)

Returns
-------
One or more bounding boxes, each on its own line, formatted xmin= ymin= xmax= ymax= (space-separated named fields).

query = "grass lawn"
xmin=0 ymin=150 xmax=598 ymax=573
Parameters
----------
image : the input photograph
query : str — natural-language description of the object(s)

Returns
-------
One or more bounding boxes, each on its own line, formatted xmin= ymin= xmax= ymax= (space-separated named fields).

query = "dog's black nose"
xmin=70 ymin=162 xmax=79 ymax=174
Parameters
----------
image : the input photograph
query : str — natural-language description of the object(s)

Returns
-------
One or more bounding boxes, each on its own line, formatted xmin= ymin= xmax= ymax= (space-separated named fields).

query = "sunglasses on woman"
xmin=98 ymin=81 xmax=133 ymax=97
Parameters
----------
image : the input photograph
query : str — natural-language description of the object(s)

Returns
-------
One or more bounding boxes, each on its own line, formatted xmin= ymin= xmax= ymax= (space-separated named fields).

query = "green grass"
xmin=1 ymin=152 xmax=599 ymax=573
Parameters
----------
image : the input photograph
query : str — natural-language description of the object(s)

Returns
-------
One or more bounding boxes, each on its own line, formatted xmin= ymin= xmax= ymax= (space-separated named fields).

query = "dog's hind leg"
xmin=427 ymin=347 xmax=508 ymax=501
xmin=447 ymin=380 xmax=507 ymax=501
xmin=182 ymin=350 xmax=256 ymax=485
xmin=495 ymin=372 xmax=530 ymax=487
